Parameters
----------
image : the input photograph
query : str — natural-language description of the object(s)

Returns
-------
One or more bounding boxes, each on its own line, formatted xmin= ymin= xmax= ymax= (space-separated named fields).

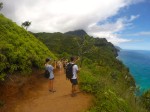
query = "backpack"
xmin=65 ymin=63 xmax=75 ymax=79
xmin=44 ymin=69 xmax=50 ymax=78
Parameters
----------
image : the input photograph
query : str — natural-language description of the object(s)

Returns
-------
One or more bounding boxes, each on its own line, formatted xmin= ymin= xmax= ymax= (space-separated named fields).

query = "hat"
xmin=46 ymin=58 xmax=51 ymax=62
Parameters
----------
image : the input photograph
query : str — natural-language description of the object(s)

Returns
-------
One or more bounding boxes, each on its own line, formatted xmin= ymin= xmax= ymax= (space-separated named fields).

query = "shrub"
xmin=0 ymin=14 xmax=56 ymax=80
xmin=141 ymin=90 xmax=150 ymax=111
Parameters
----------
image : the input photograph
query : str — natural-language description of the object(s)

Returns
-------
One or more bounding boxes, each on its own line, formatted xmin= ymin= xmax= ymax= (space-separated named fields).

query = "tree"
xmin=76 ymin=35 xmax=95 ymax=67
xmin=0 ymin=2 xmax=3 ymax=11
xmin=21 ymin=21 xmax=31 ymax=30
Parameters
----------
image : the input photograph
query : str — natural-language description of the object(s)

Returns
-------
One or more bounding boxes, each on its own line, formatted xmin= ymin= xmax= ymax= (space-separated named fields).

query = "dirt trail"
xmin=11 ymin=69 xmax=92 ymax=112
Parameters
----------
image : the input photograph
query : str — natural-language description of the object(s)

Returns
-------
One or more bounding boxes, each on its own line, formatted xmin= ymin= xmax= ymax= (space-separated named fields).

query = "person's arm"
xmin=53 ymin=61 xmax=57 ymax=69
xmin=77 ymin=67 xmax=81 ymax=73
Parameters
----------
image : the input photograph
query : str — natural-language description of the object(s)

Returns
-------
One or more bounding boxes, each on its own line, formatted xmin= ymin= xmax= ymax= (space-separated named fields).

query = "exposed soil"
xmin=0 ymin=69 xmax=92 ymax=112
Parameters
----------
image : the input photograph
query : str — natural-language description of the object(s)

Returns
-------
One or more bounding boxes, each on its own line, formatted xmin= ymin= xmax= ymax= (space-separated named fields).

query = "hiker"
xmin=63 ymin=59 xmax=68 ymax=69
xmin=52 ymin=60 xmax=57 ymax=72
xmin=56 ymin=60 xmax=61 ymax=69
xmin=57 ymin=60 xmax=63 ymax=74
xmin=69 ymin=56 xmax=79 ymax=97
xmin=45 ymin=58 xmax=56 ymax=92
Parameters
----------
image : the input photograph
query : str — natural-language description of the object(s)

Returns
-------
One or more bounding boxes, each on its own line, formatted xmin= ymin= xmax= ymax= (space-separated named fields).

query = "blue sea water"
xmin=117 ymin=50 xmax=150 ymax=95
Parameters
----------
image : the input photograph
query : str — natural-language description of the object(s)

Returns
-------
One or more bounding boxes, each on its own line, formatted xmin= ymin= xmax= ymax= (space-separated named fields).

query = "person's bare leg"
xmin=72 ymin=85 xmax=76 ymax=97
xmin=51 ymin=80 xmax=56 ymax=92
xmin=51 ymin=80 xmax=54 ymax=90
xmin=49 ymin=80 xmax=52 ymax=91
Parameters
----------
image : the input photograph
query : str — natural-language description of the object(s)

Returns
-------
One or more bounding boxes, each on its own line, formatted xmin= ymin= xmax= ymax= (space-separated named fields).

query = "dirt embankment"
xmin=0 ymin=69 xmax=92 ymax=112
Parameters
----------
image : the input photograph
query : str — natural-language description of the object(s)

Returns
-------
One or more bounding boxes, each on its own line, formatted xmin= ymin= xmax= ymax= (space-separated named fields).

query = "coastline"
xmin=117 ymin=49 xmax=150 ymax=95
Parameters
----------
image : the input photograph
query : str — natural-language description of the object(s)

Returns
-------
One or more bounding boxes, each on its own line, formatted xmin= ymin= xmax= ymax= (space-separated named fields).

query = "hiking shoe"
xmin=49 ymin=90 xmax=56 ymax=93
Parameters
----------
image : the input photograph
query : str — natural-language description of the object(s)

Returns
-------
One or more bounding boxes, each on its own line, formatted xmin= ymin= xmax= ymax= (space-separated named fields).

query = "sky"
xmin=1 ymin=0 xmax=150 ymax=50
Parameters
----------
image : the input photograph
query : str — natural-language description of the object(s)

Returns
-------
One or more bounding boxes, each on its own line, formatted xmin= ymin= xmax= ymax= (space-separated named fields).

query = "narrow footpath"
xmin=12 ymin=69 xmax=92 ymax=112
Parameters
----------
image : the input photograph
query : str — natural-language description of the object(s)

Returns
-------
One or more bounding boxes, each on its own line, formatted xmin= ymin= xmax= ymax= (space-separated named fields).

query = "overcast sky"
xmin=1 ymin=0 xmax=150 ymax=50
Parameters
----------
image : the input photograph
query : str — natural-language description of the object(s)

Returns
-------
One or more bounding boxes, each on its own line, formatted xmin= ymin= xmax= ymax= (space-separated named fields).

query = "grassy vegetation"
xmin=0 ymin=14 xmax=56 ymax=81
xmin=79 ymin=63 xmax=148 ymax=112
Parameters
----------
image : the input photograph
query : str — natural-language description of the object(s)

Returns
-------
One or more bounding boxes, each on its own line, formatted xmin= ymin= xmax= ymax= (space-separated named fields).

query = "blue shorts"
xmin=70 ymin=79 xmax=78 ymax=85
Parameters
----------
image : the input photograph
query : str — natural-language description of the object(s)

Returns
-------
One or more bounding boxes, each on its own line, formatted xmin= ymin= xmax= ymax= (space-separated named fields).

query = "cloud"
xmin=132 ymin=32 xmax=150 ymax=36
xmin=128 ymin=0 xmax=146 ymax=4
xmin=107 ymin=34 xmax=132 ymax=45
xmin=1 ymin=0 xmax=144 ymax=45
xmin=138 ymin=32 xmax=150 ymax=36
xmin=89 ymin=32 xmax=132 ymax=45
xmin=87 ymin=15 xmax=139 ymax=44
xmin=129 ymin=15 xmax=140 ymax=21
xmin=124 ymin=31 xmax=150 ymax=37
xmin=88 ymin=17 xmax=128 ymax=33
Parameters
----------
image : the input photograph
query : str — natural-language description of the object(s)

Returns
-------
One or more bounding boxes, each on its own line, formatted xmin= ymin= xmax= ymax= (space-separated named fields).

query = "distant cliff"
xmin=64 ymin=29 xmax=87 ymax=37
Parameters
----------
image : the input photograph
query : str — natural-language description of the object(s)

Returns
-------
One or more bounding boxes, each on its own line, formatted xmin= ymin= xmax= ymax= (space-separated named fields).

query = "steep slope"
xmin=33 ymin=32 xmax=79 ymax=56
xmin=0 ymin=14 xmax=56 ymax=80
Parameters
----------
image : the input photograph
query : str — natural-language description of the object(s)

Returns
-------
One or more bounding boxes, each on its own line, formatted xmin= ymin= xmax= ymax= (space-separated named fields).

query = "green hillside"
xmin=33 ymin=32 xmax=118 ymax=59
xmin=0 ymin=14 xmax=56 ymax=80
xmin=33 ymin=31 xmax=148 ymax=112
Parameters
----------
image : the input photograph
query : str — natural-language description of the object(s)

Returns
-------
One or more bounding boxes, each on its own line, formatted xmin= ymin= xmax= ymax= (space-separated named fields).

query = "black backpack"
xmin=44 ymin=69 xmax=50 ymax=78
xmin=65 ymin=63 xmax=75 ymax=79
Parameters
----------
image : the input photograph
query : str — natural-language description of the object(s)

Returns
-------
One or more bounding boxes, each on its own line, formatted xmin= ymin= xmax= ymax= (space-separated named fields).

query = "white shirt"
xmin=72 ymin=64 xmax=78 ymax=79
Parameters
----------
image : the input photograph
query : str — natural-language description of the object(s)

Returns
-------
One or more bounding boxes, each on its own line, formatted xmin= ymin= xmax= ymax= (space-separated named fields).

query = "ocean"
xmin=117 ymin=50 xmax=150 ymax=95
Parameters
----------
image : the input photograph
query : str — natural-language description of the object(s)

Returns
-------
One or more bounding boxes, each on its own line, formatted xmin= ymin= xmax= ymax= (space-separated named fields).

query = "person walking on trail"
xmin=45 ymin=58 xmax=56 ymax=93
xmin=56 ymin=60 xmax=62 ymax=70
xmin=69 ymin=56 xmax=79 ymax=97
xmin=63 ymin=59 xmax=68 ymax=69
